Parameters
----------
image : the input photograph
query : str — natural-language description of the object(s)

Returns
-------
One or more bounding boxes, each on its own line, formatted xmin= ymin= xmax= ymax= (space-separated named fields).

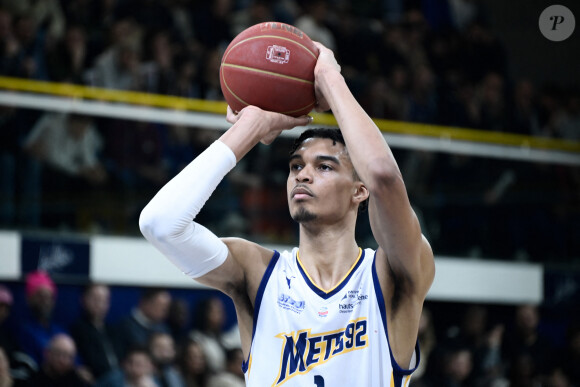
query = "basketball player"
xmin=140 ymin=42 xmax=435 ymax=386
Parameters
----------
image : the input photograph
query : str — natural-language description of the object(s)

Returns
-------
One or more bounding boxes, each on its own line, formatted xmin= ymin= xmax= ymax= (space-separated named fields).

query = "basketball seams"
xmin=221 ymin=63 xmax=313 ymax=85
xmin=221 ymin=67 xmax=315 ymax=115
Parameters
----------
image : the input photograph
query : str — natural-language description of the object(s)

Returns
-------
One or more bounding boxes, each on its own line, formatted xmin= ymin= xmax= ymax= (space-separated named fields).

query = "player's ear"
xmin=352 ymin=182 xmax=369 ymax=205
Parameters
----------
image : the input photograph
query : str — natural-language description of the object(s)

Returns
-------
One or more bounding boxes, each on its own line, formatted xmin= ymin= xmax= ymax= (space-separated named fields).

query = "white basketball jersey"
xmin=242 ymin=248 xmax=419 ymax=387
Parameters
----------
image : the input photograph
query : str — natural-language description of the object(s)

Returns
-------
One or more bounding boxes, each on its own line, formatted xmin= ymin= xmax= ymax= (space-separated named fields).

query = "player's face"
xmin=287 ymin=138 xmax=359 ymax=223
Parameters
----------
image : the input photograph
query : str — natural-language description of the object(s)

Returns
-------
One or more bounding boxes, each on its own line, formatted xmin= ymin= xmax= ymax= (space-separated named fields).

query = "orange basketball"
xmin=220 ymin=22 xmax=319 ymax=117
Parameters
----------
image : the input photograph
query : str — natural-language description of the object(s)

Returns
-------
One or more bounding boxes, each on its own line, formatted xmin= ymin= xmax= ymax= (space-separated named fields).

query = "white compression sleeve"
xmin=139 ymin=140 xmax=237 ymax=278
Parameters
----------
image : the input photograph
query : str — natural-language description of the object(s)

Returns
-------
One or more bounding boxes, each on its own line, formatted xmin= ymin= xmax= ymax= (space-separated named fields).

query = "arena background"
xmin=0 ymin=0 xmax=578 ymax=385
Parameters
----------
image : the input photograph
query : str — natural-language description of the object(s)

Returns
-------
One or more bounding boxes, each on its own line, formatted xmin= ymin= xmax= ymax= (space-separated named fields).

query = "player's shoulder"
xmin=221 ymin=237 xmax=276 ymax=267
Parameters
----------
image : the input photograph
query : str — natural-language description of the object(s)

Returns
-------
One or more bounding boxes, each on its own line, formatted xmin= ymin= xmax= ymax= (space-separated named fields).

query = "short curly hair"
xmin=289 ymin=128 xmax=368 ymax=213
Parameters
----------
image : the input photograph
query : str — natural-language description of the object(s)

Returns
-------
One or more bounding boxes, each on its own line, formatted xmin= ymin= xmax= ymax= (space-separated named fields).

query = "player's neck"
xmin=297 ymin=224 xmax=359 ymax=291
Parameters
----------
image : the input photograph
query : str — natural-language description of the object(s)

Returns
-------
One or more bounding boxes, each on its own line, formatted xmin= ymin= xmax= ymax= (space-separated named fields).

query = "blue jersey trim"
xmin=241 ymin=250 xmax=280 ymax=373
xmin=371 ymin=253 xmax=421 ymax=384
xmin=296 ymin=249 xmax=366 ymax=300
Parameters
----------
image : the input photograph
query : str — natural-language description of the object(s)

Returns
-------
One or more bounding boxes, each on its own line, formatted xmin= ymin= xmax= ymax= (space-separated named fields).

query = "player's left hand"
xmin=312 ymin=41 xmax=341 ymax=112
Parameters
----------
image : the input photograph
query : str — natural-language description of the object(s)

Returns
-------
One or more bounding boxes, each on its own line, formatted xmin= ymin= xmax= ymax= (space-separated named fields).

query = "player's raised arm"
xmin=139 ymin=106 xmax=311 ymax=294
xmin=312 ymin=42 xmax=434 ymax=298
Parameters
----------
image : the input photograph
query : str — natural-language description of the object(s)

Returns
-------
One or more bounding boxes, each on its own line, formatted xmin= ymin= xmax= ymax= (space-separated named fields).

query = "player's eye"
xmin=290 ymin=163 xmax=302 ymax=171
xmin=319 ymin=164 xmax=333 ymax=171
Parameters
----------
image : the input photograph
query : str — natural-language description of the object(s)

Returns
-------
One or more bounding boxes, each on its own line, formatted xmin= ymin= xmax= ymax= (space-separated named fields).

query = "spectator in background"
xmin=45 ymin=24 xmax=89 ymax=84
xmin=207 ymin=347 xmax=244 ymax=387
xmin=148 ymin=332 xmax=184 ymax=387
xmin=170 ymin=54 xmax=201 ymax=99
xmin=112 ymin=288 xmax=171 ymax=360
xmin=0 ymin=103 xmax=43 ymax=229
xmin=502 ymin=304 xmax=554 ymax=382
xmin=474 ymin=72 xmax=508 ymax=132
xmin=25 ymin=333 xmax=90 ymax=387
xmin=18 ymin=271 xmax=65 ymax=367
xmin=191 ymin=0 xmax=233 ymax=50
xmin=86 ymin=17 xmax=143 ymax=91
xmin=0 ymin=0 xmax=64 ymax=45
xmin=295 ymin=0 xmax=336 ymax=51
xmin=24 ymin=113 xmax=106 ymax=184
xmin=140 ymin=30 xmax=176 ymax=95
xmin=558 ymin=321 xmax=580 ymax=386
xmin=445 ymin=306 xmax=507 ymax=386
xmin=231 ymin=0 xmax=274 ymax=36
xmin=0 ymin=286 xmax=17 ymax=364
xmin=95 ymin=346 xmax=159 ymax=387
xmin=70 ymin=283 xmax=118 ymax=382
xmin=506 ymin=352 xmax=541 ymax=387
xmin=0 ymin=8 xmax=19 ymax=76
xmin=12 ymin=13 xmax=47 ymax=80
xmin=189 ymin=297 xmax=228 ymax=373
xmin=24 ymin=112 xmax=107 ymax=229
xmin=509 ymin=79 xmax=540 ymax=136
xmin=410 ymin=307 xmax=436 ymax=387
xmin=198 ymin=47 xmax=223 ymax=101
xmin=176 ymin=340 xmax=209 ymax=387
xmin=167 ymin=298 xmax=190 ymax=344
xmin=443 ymin=345 xmax=474 ymax=387
xmin=0 ymin=347 xmax=12 ymax=387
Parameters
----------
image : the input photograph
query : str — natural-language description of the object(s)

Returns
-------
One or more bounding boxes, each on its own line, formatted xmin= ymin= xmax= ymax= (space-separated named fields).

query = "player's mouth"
xmin=291 ymin=186 xmax=314 ymax=200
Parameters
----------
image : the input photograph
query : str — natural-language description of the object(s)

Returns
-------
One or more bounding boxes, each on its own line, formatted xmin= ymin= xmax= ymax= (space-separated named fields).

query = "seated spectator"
xmin=207 ymin=347 xmax=245 ymax=387
xmin=17 ymin=271 xmax=65 ymax=367
xmin=409 ymin=307 xmax=436 ymax=386
xmin=24 ymin=112 xmax=107 ymax=228
xmin=25 ymin=333 xmax=91 ymax=387
xmin=85 ymin=18 xmax=143 ymax=91
xmin=70 ymin=283 xmax=118 ymax=382
xmin=189 ymin=297 xmax=228 ymax=373
xmin=431 ymin=343 xmax=474 ymax=387
xmin=0 ymin=286 xmax=34 ymax=387
xmin=0 ymin=286 xmax=16 ymax=364
xmin=558 ymin=321 xmax=580 ymax=386
xmin=167 ymin=298 xmax=190 ymax=344
xmin=502 ymin=304 xmax=554 ymax=380
xmin=0 ymin=106 xmax=43 ymax=229
xmin=45 ymin=24 xmax=89 ymax=84
xmin=175 ymin=340 xmax=209 ymax=387
xmin=0 ymin=346 xmax=12 ymax=387
xmin=95 ymin=346 xmax=159 ymax=387
xmin=24 ymin=112 xmax=106 ymax=185
xmin=112 ymin=288 xmax=171 ymax=360
xmin=148 ymin=332 xmax=184 ymax=387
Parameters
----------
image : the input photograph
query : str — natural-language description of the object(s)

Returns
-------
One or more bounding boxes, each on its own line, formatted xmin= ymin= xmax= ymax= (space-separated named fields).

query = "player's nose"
xmin=295 ymin=165 xmax=312 ymax=182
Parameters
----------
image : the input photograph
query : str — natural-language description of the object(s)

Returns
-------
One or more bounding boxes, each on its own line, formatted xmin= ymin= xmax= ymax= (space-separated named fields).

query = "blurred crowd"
xmin=0 ymin=273 xmax=245 ymax=387
xmin=0 ymin=0 xmax=578 ymax=262
xmin=0 ymin=271 xmax=579 ymax=387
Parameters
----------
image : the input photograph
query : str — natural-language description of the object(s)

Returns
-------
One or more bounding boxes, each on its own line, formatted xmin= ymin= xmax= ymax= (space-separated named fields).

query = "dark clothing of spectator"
xmin=70 ymin=312 xmax=118 ymax=380
xmin=17 ymin=317 xmax=66 ymax=366
xmin=112 ymin=309 xmax=170 ymax=360
xmin=25 ymin=368 xmax=90 ymax=387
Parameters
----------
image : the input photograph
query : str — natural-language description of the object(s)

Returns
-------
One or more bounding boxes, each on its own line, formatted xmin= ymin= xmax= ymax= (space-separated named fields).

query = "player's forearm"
xmin=317 ymin=69 xmax=401 ymax=186
xmin=139 ymin=140 xmax=236 ymax=277
xmin=139 ymin=140 xmax=236 ymax=239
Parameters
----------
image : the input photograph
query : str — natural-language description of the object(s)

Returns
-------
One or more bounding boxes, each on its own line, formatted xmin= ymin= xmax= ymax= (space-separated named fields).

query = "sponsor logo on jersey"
xmin=317 ymin=307 xmax=328 ymax=318
xmin=278 ymin=293 xmax=305 ymax=314
xmin=282 ymin=270 xmax=295 ymax=290
xmin=338 ymin=290 xmax=368 ymax=313
xmin=273 ymin=318 xmax=368 ymax=385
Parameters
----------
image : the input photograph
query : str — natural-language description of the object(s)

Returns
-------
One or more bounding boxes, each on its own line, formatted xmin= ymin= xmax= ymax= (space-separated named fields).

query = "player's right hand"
xmin=226 ymin=105 xmax=312 ymax=145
